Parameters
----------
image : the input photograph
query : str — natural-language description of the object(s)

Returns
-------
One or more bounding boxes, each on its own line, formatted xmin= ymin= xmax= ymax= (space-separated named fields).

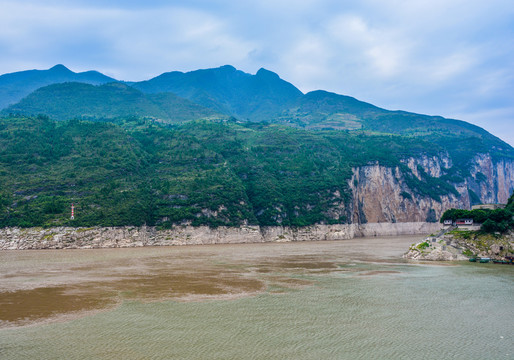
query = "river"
xmin=0 ymin=235 xmax=512 ymax=359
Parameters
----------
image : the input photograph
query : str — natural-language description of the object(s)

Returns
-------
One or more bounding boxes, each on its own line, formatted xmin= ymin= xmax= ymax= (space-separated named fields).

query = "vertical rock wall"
xmin=349 ymin=153 xmax=514 ymax=224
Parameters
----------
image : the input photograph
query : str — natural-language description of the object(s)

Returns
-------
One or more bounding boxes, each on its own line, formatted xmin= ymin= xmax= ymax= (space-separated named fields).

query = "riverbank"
xmin=0 ymin=222 xmax=442 ymax=250
xmin=403 ymin=228 xmax=514 ymax=261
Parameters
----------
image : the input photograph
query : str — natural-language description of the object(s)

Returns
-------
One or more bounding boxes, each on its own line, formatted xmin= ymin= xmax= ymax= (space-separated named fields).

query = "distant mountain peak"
xmin=131 ymin=65 xmax=303 ymax=121
xmin=256 ymin=68 xmax=280 ymax=79
xmin=49 ymin=64 xmax=72 ymax=72
xmin=218 ymin=65 xmax=237 ymax=72
xmin=0 ymin=65 xmax=117 ymax=110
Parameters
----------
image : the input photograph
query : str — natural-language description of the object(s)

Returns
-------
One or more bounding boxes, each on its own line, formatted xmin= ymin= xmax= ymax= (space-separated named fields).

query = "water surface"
xmin=0 ymin=236 xmax=512 ymax=359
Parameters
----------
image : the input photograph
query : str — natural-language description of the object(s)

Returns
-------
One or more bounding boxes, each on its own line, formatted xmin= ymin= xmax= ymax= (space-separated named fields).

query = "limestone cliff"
xmin=348 ymin=153 xmax=514 ymax=224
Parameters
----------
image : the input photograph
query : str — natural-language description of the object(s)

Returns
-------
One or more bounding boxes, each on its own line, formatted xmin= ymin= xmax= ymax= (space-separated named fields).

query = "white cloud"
xmin=0 ymin=0 xmax=512 ymax=144
xmin=325 ymin=14 xmax=403 ymax=78
xmin=0 ymin=1 xmax=255 ymax=79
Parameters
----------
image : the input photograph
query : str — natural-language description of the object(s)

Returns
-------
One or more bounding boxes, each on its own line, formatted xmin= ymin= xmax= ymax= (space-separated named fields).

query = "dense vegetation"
xmin=440 ymin=193 xmax=514 ymax=233
xmin=2 ymin=82 xmax=223 ymax=123
xmin=0 ymin=116 xmax=469 ymax=228
xmin=1 ymin=65 xmax=513 ymax=229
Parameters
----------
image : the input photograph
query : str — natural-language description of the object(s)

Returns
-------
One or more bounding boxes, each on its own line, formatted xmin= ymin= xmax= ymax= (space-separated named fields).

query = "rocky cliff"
xmin=349 ymin=153 xmax=514 ymax=224
xmin=1 ymin=117 xmax=512 ymax=230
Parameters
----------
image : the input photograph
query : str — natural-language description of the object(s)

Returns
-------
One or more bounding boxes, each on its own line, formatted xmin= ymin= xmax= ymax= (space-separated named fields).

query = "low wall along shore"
xmin=0 ymin=222 xmax=442 ymax=250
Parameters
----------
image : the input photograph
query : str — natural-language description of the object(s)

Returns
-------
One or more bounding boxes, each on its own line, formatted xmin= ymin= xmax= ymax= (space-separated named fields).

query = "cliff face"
xmin=467 ymin=154 xmax=514 ymax=204
xmin=349 ymin=153 xmax=514 ymax=224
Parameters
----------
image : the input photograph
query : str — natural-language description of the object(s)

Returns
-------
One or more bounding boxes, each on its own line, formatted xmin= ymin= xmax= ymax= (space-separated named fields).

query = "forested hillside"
xmin=2 ymin=82 xmax=224 ymax=123
xmin=0 ymin=116 xmax=480 ymax=228
xmin=0 ymin=65 xmax=513 ymax=229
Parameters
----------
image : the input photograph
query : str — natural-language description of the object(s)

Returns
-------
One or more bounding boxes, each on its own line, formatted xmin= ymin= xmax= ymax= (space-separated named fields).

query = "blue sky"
xmin=1 ymin=0 xmax=513 ymax=145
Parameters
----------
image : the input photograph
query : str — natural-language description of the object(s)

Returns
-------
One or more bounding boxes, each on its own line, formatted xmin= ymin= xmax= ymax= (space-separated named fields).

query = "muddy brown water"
xmin=0 ymin=236 xmax=413 ymax=327
xmin=1 ymin=236 xmax=512 ymax=359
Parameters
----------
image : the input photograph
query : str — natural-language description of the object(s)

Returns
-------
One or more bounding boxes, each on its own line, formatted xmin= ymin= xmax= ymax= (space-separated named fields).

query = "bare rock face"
xmin=403 ymin=237 xmax=468 ymax=261
xmin=405 ymin=154 xmax=451 ymax=179
xmin=0 ymin=222 xmax=441 ymax=250
xmin=349 ymin=163 xmax=463 ymax=224
xmin=349 ymin=153 xmax=514 ymax=224
xmin=468 ymin=154 xmax=514 ymax=204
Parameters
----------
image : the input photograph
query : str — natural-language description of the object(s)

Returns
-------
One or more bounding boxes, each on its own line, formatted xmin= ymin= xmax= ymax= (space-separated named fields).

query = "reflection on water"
xmin=0 ymin=236 xmax=513 ymax=359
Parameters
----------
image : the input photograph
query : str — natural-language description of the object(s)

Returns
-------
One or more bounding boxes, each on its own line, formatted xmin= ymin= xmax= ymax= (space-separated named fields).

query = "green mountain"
xmin=131 ymin=67 xmax=510 ymax=153
xmin=2 ymin=82 xmax=224 ymax=123
xmin=0 ymin=65 xmax=512 ymax=229
xmin=6 ymin=65 xmax=508 ymax=156
xmin=0 ymin=116 xmax=512 ymax=229
xmin=0 ymin=116 xmax=446 ymax=228
xmin=0 ymin=64 xmax=116 ymax=110
xmin=132 ymin=65 xmax=303 ymax=122
xmin=277 ymin=90 xmax=511 ymax=160
xmin=276 ymin=90 xmax=387 ymax=130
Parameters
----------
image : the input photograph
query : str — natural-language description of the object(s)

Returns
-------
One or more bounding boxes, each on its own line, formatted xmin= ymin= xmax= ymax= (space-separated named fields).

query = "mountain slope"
xmin=0 ymin=116 xmax=512 ymax=228
xmin=3 ymin=65 xmax=511 ymax=164
xmin=277 ymin=90 xmax=387 ymax=130
xmin=0 ymin=65 xmax=512 ymax=229
xmin=2 ymin=82 xmax=224 ymax=123
xmin=131 ymin=66 xmax=512 ymax=153
xmin=2 ymin=65 xmax=511 ymax=161
xmin=132 ymin=65 xmax=304 ymax=121
xmin=0 ymin=64 xmax=116 ymax=110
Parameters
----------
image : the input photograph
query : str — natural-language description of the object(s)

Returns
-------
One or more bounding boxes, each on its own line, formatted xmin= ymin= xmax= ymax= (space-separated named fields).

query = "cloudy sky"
xmin=1 ymin=0 xmax=513 ymax=145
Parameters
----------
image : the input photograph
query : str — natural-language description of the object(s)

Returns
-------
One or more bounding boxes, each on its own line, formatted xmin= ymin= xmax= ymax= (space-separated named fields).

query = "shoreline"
xmin=0 ymin=222 xmax=442 ymax=250
xmin=404 ymin=228 xmax=514 ymax=261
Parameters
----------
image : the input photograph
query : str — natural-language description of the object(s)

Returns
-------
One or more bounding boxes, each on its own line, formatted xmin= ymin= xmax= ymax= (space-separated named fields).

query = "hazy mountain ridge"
xmin=132 ymin=65 xmax=304 ymax=121
xmin=0 ymin=64 xmax=116 ymax=110
xmin=2 ymin=64 xmax=510 ymax=155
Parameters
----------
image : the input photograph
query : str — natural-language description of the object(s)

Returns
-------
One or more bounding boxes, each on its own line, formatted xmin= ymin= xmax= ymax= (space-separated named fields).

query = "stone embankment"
xmin=404 ymin=227 xmax=514 ymax=261
xmin=0 ymin=222 xmax=443 ymax=250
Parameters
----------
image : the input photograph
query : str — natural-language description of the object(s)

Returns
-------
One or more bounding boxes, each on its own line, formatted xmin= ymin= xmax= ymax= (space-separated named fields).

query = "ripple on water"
xmin=0 ymin=237 xmax=512 ymax=359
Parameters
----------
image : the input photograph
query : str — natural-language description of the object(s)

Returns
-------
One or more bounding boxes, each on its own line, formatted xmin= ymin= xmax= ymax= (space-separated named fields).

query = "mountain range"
xmin=0 ymin=65 xmax=512 ymax=228
xmin=2 ymin=65 xmax=507 ymax=147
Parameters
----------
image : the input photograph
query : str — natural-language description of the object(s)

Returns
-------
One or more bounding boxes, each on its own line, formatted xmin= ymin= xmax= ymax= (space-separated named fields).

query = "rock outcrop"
xmin=0 ymin=222 xmax=443 ymax=250
xmin=404 ymin=228 xmax=514 ymax=261
xmin=403 ymin=237 xmax=468 ymax=261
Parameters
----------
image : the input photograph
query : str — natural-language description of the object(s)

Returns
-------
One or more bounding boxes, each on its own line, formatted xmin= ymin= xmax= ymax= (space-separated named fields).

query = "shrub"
xmin=416 ymin=241 xmax=430 ymax=250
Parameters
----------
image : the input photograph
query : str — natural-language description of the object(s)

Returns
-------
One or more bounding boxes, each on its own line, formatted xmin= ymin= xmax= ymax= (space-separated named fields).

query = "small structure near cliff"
xmin=455 ymin=218 xmax=473 ymax=226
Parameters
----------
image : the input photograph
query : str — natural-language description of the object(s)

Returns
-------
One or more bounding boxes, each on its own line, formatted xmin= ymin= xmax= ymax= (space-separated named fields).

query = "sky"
xmin=1 ymin=0 xmax=513 ymax=145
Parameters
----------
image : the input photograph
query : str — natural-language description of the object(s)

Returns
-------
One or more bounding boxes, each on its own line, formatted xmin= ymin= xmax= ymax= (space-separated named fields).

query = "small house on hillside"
xmin=455 ymin=218 xmax=473 ymax=226
xmin=443 ymin=219 xmax=452 ymax=226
